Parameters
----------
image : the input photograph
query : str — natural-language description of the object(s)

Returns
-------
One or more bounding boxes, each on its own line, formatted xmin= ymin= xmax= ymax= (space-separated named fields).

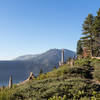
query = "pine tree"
xmin=53 ymin=66 xmax=57 ymax=70
xmin=39 ymin=68 xmax=43 ymax=74
xmin=93 ymin=8 xmax=100 ymax=56
xmin=77 ymin=40 xmax=83 ymax=55
xmin=81 ymin=14 xmax=94 ymax=57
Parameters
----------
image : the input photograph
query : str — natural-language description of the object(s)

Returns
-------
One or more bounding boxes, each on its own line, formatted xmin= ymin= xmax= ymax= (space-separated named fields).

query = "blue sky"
xmin=0 ymin=0 xmax=100 ymax=60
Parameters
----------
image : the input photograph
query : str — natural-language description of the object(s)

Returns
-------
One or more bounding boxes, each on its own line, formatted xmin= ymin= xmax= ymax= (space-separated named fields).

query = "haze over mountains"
xmin=14 ymin=54 xmax=40 ymax=61
xmin=0 ymin=49 xmax=76 ymax=85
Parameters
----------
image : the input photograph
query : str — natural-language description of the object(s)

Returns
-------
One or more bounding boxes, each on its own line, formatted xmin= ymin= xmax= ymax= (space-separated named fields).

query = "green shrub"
xmin=48 ymin=95 xmax=67 ymax=100
xmin=75 ymin=58 xmax=91 ymax=66
xmin=93 ymin=61 xmax=100 ymax=81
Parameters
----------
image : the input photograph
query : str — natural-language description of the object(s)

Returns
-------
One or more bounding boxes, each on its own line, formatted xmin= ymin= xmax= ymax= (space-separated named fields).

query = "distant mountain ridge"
xmin=0 ymin=49 xmax=76 ymax=84
xmin=14 ymin=49 xmax=75 ymax=62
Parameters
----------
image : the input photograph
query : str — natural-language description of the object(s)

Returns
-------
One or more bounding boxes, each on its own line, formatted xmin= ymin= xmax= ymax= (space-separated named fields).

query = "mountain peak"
xmin=14 ymin=48 xmax=76 ymax=61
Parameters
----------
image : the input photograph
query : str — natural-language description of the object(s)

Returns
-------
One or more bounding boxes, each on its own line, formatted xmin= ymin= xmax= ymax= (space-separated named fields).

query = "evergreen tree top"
xmin=97 ymin=8 xmax=100 ymax=16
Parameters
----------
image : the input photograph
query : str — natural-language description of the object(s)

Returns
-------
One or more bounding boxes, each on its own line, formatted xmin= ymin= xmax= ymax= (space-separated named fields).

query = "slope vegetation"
xmin=0 ymin=59 xmax=100 ymax=100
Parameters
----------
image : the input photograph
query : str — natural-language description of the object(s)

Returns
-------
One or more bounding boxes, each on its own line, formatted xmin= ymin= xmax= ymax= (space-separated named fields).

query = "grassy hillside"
xmin=0 ymin=59 xmax=100 ymax=100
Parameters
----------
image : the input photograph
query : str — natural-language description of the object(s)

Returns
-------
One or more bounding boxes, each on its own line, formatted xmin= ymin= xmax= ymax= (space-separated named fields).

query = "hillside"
xmin=1 ymin=58 xmax=100 ymax=100
xmin=0 ymin=49 xmax=75 ymax=83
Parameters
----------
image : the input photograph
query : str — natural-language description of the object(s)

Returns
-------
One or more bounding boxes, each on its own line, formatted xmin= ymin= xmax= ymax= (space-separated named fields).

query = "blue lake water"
xmin=0 ymin=79 xmax=26 ymax=87
xmin=0 ymin=61 xmax=29 ymax=87
xmin=0 ymin=83 xmax=8 ymax=87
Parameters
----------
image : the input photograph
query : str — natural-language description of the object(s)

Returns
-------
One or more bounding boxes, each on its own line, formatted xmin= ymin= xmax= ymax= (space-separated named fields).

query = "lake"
xmin=0 ymin=79 xmax=25 ymax=87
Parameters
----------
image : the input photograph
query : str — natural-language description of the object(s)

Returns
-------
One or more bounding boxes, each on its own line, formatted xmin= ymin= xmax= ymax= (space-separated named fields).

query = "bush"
xmin=93 ymin=60 xmax=100 ymax=81
xmin=75 ymin=58 xmax=91 ymax=66
xmin=48 ymin=95 xmax=67 ymax=100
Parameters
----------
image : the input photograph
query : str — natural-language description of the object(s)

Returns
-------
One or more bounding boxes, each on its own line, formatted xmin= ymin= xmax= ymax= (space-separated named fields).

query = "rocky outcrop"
xmin=18 ymin=72 xmax=35 ymax=85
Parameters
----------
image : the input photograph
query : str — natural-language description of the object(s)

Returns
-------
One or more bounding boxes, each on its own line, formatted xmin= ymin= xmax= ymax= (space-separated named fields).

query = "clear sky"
xmin=0 ymin=0 xmax=100 ymax=60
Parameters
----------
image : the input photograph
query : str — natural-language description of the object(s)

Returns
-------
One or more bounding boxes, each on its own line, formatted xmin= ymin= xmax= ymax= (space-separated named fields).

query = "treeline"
xmin=77 ymin=8 xmax=100 ymax=57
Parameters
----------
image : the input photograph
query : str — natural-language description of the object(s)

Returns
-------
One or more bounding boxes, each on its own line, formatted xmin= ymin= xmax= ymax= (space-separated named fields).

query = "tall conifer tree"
xmin=81 ymin=14 xmax=94 ymax=56
xmin=93 ymin=8 xmax=100 ymax=56
xmin=77 ymin=40 xmax=83 ymax=55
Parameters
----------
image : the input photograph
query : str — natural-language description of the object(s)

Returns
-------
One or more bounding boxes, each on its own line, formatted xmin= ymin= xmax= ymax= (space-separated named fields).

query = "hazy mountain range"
xmin=0 ymin=49 xmax=76 ymax=85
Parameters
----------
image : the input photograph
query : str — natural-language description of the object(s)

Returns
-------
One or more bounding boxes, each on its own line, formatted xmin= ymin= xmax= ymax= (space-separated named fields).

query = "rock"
xmin=28 ymin=72 xmax=35 ymax=80
xmin=9 ymin=75 xmax=12 ymax=89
